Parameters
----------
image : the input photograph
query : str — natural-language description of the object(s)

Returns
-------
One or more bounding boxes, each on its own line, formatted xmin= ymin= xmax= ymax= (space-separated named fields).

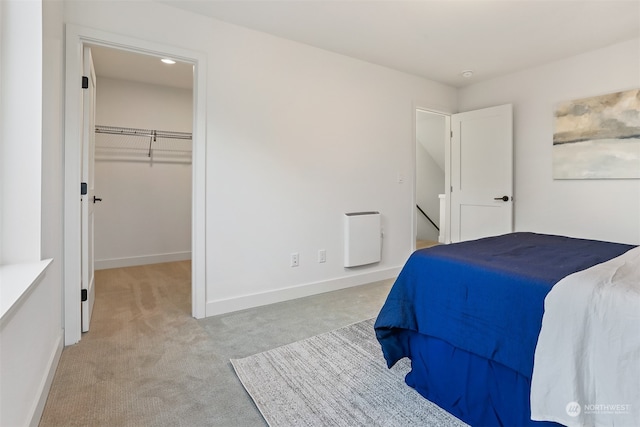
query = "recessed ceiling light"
xmin=461 ymin=70 xmax=474 ymax=78
xmin=161 ymin=58 xmax=176 ymax=65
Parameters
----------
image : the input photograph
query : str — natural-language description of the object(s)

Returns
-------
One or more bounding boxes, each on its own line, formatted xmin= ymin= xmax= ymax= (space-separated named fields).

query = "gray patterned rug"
xmin=231 ymin=318 xmax=469 ymax=427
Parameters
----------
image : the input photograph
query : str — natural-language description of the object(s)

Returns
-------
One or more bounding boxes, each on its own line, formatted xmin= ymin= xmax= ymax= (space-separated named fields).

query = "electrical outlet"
xmin=318 ymin=249 xmax=326 ymax=263
xmin=291 ymin=252 xmax=299 ymax=267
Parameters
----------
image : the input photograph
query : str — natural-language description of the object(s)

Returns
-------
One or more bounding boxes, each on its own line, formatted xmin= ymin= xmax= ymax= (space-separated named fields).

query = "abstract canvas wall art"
xmin=553 ymin=89 xmax=640 ymax=179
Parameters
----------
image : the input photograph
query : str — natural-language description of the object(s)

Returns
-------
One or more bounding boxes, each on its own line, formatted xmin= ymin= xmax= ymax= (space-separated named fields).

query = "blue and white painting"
xmin=553 ymin=89 xmax=640 ymax=179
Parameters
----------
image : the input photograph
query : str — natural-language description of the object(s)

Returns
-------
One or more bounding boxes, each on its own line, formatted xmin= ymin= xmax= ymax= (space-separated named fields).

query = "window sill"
xmin=0 ymin=259 xmax=53 ymax=322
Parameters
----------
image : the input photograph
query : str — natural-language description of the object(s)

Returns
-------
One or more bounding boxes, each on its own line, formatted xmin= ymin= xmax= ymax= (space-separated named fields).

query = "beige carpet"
xmin=416 ymin=240 xmax=439 ymax=250
xmin=38 ymin=261 xmax=228 ymax=426
xmin=38 ymin=261 xmax=397 ymax=427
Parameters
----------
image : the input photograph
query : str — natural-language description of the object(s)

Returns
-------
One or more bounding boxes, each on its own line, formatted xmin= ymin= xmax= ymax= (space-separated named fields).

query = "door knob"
xmin=494 ymin=196 xmax=509 ymax=202
xmin=93 ymin=196 xmax=103 ymax=203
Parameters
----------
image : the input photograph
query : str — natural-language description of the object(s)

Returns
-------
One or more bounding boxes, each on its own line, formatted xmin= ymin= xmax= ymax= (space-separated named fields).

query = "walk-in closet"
xmin=91 ymin=46 xmax=194 ymax=271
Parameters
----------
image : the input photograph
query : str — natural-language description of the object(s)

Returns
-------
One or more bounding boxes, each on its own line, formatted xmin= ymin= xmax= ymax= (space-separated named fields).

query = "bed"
xmin=374 ymin=232 xmax=637 ymax=427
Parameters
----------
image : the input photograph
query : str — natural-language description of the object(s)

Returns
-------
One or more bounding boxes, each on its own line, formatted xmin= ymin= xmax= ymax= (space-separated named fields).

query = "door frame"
xmin=412 ymin=104 xmax=452 ymax=251
xmin=64 ymin=25 xmax=207 ymax=345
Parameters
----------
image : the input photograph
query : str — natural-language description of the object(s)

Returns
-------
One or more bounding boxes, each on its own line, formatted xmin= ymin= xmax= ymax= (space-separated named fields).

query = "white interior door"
xmin=450 ymin=104 xmax=513 ymax=242
xmin=81 ymin=46 xmax=97 ymax=332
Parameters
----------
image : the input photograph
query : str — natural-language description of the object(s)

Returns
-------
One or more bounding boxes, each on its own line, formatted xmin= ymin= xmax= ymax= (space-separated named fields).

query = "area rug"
xmin=231 ymin=318 xmax=469 ymax=427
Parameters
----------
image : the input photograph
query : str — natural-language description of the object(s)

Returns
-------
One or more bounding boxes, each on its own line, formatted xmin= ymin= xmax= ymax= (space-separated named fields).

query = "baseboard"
xmin=95 ymin=251 xmax=191 ymax=270
xmin=29 ymin=331 xmax=63 ymax=427
xmin=205 ymin=266 xmax=401 ymax=317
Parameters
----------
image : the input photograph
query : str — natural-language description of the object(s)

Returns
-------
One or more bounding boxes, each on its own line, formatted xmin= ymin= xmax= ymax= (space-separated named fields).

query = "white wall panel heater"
xmin=344 ymin=211 xmax=381 ymax=267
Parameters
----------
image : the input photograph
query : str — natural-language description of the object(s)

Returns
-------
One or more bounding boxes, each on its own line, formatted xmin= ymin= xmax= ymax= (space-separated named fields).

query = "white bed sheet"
xmin=531 ymin=246 xmax=640 ymax=427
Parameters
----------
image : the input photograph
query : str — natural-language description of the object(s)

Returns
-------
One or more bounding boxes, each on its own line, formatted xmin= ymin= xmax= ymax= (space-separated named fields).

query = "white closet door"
xmin=81 ymin=46 xmax=97 ymax=332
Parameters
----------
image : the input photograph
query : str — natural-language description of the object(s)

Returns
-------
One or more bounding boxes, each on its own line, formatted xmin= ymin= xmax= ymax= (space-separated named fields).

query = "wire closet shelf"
xmin=95 ymin=124 xmax=192 ymax=161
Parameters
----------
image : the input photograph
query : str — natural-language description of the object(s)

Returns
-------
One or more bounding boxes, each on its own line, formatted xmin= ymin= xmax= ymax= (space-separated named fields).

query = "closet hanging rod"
xmin=95 ymin=125 xmax=192 ymax=140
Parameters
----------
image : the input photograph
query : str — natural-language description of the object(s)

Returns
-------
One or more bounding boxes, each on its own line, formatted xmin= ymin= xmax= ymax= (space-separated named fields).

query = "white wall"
xmin=94 ymin=77 xmax=192 ymax=269
xmin=459 ymin=38 xmax=640 ymax=245
xmin=64 ymin=0 xmax=458 ymax=314
xmin=415 ymin=144 xmax=443 ymax=241
xmin=1 ymin=0 xmax=65 ymax=426
xmin=0 ymin=0 xmax=3 ymax=254
xmin=0 ymin=0 xmax=42 ymax=263
xmin=416 ymin=112 xmax=446 ymax=241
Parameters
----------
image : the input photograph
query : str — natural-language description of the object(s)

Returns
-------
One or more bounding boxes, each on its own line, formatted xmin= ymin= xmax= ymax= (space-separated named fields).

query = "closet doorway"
xmin=414 ymin=109 xmax=450 ymax=249
xmin=90 ymin=45 xmax=194 ymax=315
xmin=64 ymin=26 xmax=207 ymax=345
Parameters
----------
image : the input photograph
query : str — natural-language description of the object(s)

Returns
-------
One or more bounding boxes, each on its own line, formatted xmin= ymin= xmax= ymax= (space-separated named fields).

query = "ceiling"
xmin=158 ymin=0 xmax=640 ymax=88
xmin=90 ymin=45 xmax=194 ymax=89
xmin=91 ymin=1 xmax=639 ymax=89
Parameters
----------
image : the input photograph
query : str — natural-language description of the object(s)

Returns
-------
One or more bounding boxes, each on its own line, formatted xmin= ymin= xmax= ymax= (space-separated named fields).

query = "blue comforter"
xmin=375 ymin=232 xmax=634 ymax=378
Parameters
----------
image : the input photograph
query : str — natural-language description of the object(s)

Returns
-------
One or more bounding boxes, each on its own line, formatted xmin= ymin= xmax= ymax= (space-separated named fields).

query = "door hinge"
xmin=81 ymin=289 xmax=88 ymax=302
xmin=450 ymin=130 xmax=453 ymax=138
xmin=81 ymin=182 xmax=87 ymax=195
xmin=82 ymin=76 xmax=89 ymax=89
